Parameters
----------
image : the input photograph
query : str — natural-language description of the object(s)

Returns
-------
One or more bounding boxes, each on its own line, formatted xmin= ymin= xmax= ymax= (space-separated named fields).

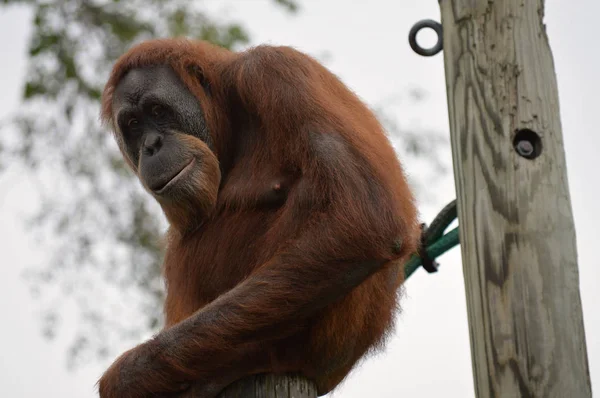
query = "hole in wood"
xmin=513 ymin=129 xmax=542 ymax=159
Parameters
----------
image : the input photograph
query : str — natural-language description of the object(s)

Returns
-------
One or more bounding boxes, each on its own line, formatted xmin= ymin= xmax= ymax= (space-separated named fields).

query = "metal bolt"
xmin=515 ymin=139 xmax=535 ymax=157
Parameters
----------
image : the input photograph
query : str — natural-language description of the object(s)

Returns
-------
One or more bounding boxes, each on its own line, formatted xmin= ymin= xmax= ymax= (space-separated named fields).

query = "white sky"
xmin=0 ymin=1 xmax=597 ymax=397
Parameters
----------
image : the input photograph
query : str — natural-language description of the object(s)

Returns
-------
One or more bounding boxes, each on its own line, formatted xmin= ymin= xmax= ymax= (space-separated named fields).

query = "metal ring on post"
xmin=408 ymin=19 xmax=443 ymax=56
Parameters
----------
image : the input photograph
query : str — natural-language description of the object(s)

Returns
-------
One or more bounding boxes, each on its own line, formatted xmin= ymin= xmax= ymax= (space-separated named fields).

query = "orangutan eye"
xmin=152 ymin=105 xmax=164 ymax=117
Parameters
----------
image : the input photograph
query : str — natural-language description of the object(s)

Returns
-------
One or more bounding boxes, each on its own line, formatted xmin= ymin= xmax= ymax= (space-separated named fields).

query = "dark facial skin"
xmin=111 ymin=65 xmax=221 ymax=231
xmin=112 ymin=65 xmax=211 ymax=193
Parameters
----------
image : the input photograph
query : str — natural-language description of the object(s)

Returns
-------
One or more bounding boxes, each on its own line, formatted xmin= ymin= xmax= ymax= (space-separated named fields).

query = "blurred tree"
xmin=0 ymin=0 xmax=448 ymax=371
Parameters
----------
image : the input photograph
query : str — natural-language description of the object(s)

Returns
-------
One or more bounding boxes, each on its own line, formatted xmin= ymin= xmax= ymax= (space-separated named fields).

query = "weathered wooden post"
xmin=217 ymin=374 xmax=317 ymax=398
xmin=438 ymin=0 xmax=591 ymax=396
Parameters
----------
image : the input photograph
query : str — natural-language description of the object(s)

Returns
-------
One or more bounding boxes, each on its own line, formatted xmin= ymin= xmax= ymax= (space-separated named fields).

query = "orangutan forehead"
xmin=112 ymin=65 xmax=191 ymax=111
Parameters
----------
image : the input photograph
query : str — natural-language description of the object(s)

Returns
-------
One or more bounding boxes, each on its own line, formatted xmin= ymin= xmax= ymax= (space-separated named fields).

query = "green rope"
xmin=423 ymin=199 xmax=457 ymax=245
xmin=404 ymin=227 xmax=459 ymax=279
xmin=403 ymin=200 xmax=460 ymax=279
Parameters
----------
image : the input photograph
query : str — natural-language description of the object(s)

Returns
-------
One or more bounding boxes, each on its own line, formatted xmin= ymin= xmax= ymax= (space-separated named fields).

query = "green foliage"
xmin=275 ymin=0 xmax=299 ymax=12
xmin=1 ymin=0 xmax=297 ymax=369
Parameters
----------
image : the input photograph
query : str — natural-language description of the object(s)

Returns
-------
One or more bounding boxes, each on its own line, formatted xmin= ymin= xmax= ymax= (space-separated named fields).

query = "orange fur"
xmin=98 ymin=38 xmax=420 ymax=397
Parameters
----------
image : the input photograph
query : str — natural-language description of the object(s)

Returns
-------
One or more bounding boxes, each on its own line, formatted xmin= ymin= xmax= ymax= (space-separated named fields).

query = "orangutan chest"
xmin=163 ymin=208 xmax=292 ymax=325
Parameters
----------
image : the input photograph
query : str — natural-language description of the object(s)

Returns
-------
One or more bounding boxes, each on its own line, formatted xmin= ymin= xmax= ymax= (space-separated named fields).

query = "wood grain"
xmin=439 ymin=0 xmax=591 ymax=396
xmin=218 ymin=374 xmax=317 ymax=398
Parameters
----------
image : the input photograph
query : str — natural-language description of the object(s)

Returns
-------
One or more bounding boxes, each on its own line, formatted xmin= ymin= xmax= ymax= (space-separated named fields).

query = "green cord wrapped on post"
xmin=404 ymin=227 xmax=459 ymax=279
xmin=404 ymin=200 xmax=460 ymax=279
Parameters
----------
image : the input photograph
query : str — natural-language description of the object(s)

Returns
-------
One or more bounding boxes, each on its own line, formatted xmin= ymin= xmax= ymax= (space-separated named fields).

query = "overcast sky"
xmin=0 ymin=1 xmax=598 ymax=397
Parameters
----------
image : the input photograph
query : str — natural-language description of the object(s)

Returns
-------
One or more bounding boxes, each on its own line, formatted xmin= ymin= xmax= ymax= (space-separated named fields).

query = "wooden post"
xmin=439 ymin=0 xmax=591 ymax=396
xmin=216 ymin=374 xmax=317 ymax=398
